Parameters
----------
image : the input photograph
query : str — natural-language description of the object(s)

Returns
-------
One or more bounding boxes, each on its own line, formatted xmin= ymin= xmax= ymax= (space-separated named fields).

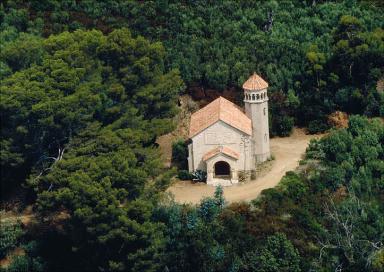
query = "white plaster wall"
xmin=189 ymin=121 xmax=253 ymax=172
xmin=188 ymin=143 xmax=193 ymax=172
xmin=244 ymin=91 xmax=270 ymax=162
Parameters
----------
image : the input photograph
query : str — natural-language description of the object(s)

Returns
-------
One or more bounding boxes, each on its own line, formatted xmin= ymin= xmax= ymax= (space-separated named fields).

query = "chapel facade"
xmin=187 ymin=73 xmax=271 ymax=186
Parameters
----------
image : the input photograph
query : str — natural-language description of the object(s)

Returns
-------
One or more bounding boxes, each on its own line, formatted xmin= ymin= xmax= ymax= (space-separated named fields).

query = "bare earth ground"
xmin=167 ymin=128 xmax=324 ymax=204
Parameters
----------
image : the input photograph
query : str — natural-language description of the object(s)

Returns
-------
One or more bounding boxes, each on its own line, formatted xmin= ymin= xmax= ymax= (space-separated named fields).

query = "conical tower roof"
xmin=242 ymin=73 xmax=269 ymax=91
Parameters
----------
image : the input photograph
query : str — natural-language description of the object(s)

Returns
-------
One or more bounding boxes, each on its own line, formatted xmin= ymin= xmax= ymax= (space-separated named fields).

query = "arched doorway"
xmin=214 ymin=161 xmax=231 ymax=178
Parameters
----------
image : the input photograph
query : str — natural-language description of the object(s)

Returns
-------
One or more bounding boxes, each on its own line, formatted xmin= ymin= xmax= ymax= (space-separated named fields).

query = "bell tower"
xmin=243 ymin=73 xmax=270 ymax=163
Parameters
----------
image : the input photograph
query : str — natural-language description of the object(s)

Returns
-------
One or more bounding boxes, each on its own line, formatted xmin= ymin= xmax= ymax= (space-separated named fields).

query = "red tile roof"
xmin=202 ymin=146 xmax=240 ymax=161
xmin=189 ymin=97 xmax=252 ymax=138
xmin=243 ymin=73 xmax=269 ymax=91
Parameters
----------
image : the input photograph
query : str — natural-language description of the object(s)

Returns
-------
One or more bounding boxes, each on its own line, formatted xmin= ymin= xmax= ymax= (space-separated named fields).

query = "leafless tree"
xmin=317 ymin=195 xmax=383 ymax=270
xmin=33 ymin=147 xmax=66 ymax=191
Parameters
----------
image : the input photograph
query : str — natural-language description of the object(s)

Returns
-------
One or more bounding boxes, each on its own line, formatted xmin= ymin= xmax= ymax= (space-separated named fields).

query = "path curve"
xmin=167 ymin=128 xmax=323 ymax=204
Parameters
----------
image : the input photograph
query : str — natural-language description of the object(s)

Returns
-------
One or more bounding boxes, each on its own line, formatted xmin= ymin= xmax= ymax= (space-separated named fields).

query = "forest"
xmin=0 ymin=0 xmax=383 ymax=271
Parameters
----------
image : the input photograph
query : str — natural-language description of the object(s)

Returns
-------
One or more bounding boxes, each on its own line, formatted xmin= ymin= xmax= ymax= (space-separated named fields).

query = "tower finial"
xmin=242 ymin=73 xmax=269 ymax=91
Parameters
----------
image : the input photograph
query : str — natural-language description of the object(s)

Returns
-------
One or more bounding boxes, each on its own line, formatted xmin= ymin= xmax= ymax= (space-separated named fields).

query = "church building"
xmin=187 ymin=73 xmax=271 ymax=186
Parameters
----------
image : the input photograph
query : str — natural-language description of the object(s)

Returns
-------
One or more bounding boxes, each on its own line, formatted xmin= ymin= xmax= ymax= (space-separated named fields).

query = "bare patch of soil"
xmin=156 ymin=95 xmax=196 ymax=167
xmin=1 ymin=205 xmax=35 ymax=226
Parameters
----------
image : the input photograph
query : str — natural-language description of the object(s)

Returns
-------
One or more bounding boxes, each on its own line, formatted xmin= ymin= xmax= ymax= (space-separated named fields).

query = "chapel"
xmin=187 ymin=73 xmax=271 ymax=186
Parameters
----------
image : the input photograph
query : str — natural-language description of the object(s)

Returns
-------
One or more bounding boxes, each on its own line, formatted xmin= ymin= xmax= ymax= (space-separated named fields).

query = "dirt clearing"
xmin=167 ymin=128 xmax=324 ymax=204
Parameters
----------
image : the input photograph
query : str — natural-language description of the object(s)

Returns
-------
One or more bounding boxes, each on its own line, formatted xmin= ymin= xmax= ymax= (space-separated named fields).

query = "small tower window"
xmin=265 ymin=133 xmax=268 ymax=142
xmin=263 ymin=108 xmax=266 ymax=115
xmin=256 ymin=94 xmax=259 ymax=100
xmin=252 ymin=94 xmax=255 ymax=100
xmin=261 ymin=93 xmax=264 ymax=99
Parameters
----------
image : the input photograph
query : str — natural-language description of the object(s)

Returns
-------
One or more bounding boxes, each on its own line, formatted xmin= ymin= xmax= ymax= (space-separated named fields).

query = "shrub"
xmin=172 ymin=139 xmax=188 ymax=170
xmin=193 ymin=170 xmax=207 ymax=182
xmin=0 ymin=220 xmax=22 ymax=258
xmin=372 ymin=249 xmax=384 ymax=272
xmin=238 ymin=171 xmax=246 ymax=182
xmin=271 ymin=115 xmax=294 ymax=137
xmin=307 ymin=119 xmax=329 ymax=134
xmin=178 ymin=170 xmax=194 ymax=180
xmin=250 ymin=170 xmax=257 ymax=180
xmin=241 ymin=233 xmax=301 ymax=272
xmin=186 ymin=99 xmax=199 ymax=112
xmin=305 ymin=139 xmax=325 ymax=160
xmin=6 ymin=255 xmax=29 ymax=272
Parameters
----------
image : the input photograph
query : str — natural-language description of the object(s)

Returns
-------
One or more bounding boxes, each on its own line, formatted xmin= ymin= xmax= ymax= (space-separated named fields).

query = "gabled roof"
xmin=189 ymin=97 xmax=252 ymax=138
xmin=202 ymin=146 xmax=240 ymax=161
xmin=242 ymin=73 xmax=269 ymax=91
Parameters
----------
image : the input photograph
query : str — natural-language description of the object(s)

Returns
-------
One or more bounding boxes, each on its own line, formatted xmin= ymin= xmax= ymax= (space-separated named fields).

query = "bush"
xmin=172 ymin=139 xmax=188 ymax=170
xmin=372 ymin=249 xmax=384 ymax=272
xmin=307 ymin=119 xmax=329 ymax=134
xmin=241 ymin=233 xmax=301 ymax=272
xmin=4 ymin=253 xmax=45 ymax=272
xmin=272 ymin=116 xmax=294 ymax=137
xmin=193 ymin=170 xmax=207 ymax=182
xmin=0 ymin=220 xmax=22 ymax=258
xmin=305 ymin=139 xmax=325 ymax=160
xmin=6 ymin=255 xmax=29 ymax=272
xmin=178 ymin=170 xmax=194 ymax=180
xmin=186 ymin=99 xmax=199 ymax=112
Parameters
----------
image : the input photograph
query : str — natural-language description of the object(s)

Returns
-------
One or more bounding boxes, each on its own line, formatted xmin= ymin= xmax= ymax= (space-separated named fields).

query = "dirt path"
xmin=167 ymin=128 xmax=323 ymax=204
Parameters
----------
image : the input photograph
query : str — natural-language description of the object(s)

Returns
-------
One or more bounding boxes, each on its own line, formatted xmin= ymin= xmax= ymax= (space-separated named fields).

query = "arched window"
xmin=263 ymin=108 xmax=266 ymax=115
xmin=252 ymin=94 xmax=255 ymax=100
xmin=264 ymin=92 xmax=267 ymax=98
xmin=256 ymin=94 xmax=259 ymax=100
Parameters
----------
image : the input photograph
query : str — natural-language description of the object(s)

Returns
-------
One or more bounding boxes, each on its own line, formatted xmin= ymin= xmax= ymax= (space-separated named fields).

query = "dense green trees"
xmin=1 ymin=1 xmax=383 ymax=271
xmin=2 ymin=0 xmax=383 ymax=136
xmin=154 ymin=116 xmax=383 ymax=271
xmin=299 ymin=14 xmax=384 ymax=132
xmin=303 ymin=116 xmax=384 ymax=270
xmin=1 ymin=28 xmax=183 ymax=192
xmin=1 ymin=28 xmax=183 ymax=271
xmin=154 ymin=187 xmax=302 ymax=272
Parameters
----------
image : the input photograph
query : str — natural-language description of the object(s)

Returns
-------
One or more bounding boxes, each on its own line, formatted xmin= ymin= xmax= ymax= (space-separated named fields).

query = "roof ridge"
xmin=218 ymin=96 xmax=223 ymax=119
